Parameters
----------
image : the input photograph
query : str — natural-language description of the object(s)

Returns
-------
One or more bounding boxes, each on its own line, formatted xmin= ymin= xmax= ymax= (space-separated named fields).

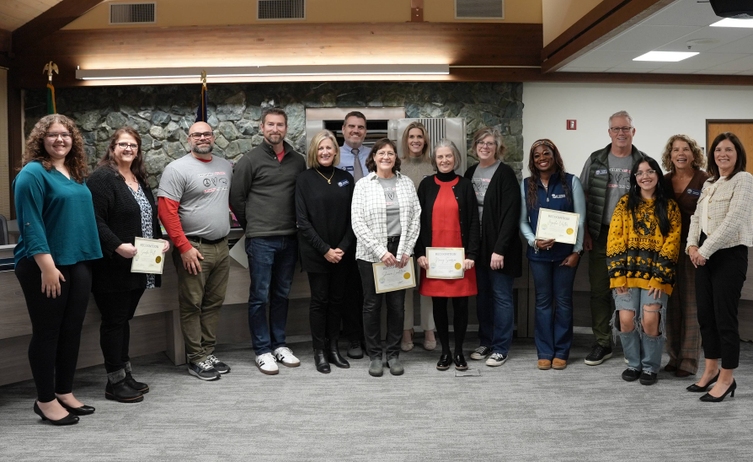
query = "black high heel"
xmin=686 ymin=371 xmax=720 ymax=392
xmin=700 ymin=380 xmax=736 ymax=402
xmin=33 ymin=401 xmax=79 ymax=426
xmin=57 ymin=398 xmax=95 ymax=415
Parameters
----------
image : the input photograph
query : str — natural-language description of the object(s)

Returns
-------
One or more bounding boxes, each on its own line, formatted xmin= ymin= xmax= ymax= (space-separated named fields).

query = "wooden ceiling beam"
xmin=11 ymin=0 xmax=104 ymax=54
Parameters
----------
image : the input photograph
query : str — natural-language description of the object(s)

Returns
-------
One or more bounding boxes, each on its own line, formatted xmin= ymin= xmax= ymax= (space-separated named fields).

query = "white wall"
xmin=521 ymin=82 xmax=753 ymax=177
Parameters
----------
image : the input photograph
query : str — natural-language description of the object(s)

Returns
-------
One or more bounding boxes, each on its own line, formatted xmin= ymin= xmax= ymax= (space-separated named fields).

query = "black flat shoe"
xmin=700 ymin=380 xmax=736 ymax=402
xmin=621 ymin=368 xmax=641 ymax=382
xmin=687 ymin=371 xmax=720 ymax=392
xmin=639 ymin=371 xmax=658 ymax=386
xmin=34 ymin=401 xmax=79 ymax=426
xmin=454 ymin=353 xmax=468 ymax=371
xmin=436 ymin=354 xmax=452 ymax=371
xmin=314 ymin=350 xmax=331 ymax=374
xmin=57 ymin=398 xmax=95 ymax=416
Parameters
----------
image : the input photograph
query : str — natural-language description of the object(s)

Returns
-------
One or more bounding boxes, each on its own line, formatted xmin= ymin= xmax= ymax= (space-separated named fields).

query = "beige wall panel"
xmin=542 ymin=0 xmax=601 ymax=46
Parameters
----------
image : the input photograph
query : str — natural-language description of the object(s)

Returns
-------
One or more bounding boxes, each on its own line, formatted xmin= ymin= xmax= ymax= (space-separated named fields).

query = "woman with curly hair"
xmin=607 ymin=156 xmax=681 ymax=386
xmin=519 ymin=139 xmax=585 ymax=370
xmin=660 ymin=134 xmax=708 ymax=378
xmin=14 ymin=114 xmax=102 ymax=425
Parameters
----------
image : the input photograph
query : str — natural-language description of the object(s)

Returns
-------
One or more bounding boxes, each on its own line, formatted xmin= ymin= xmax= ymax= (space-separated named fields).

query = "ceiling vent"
xmin=456 ymin=0 xmax=504 ymax=19
xmin=110 ymin=3 xmax=156 ymax=24
xmin=258 ymin=0 xmax=306 ymax=20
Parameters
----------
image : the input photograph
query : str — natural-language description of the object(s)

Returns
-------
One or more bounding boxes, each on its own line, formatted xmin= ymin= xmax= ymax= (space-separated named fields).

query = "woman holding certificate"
xmin=686 ymin=132 xmax=753 ymax=402
xmin=296 ymin=130 xmax=354 ymax=374
xmin=14 ymin=114 xmax=102 ymax=425
xmin=415 ymin=140 xmax=479 ymax=371
xmin=607 ymin=157 xmax=680 ymax=386
xmin=87 ymin=127 xmax=169 ymax=403
xmin=519 ymin=139 xmax=585 ymax=371
xmin=351 ymin=138 xmax=421 ymax=377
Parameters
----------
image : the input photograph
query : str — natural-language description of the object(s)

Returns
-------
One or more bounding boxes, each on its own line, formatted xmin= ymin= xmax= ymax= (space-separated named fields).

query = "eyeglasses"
xmin=609 ymin=127 xmax=633 ymax=134
xmin=634 ymin=169 xmax=656 ymax=177
xmin=188 ymin=132 xmax=214 ymax=140
xmin=477 ymin=141 xmax=496 ymax=148
xmin=117 ymin=142 xmax=139 ymax=150
xmin=375 ymin=151 xmax=396 ymax=158
xmin=46 ymin=132 xmax=72 ymax=140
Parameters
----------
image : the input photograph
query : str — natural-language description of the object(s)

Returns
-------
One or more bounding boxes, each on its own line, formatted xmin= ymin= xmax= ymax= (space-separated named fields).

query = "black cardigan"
xmin=415 ymin=173 xmax=480 ymax=262
xmin=464 ymin=161 xmax=522 ymax=277
xmin=87 ymin=166 xmax=163 ymax=293
xmin=295 ymin=166 xmax=355 ymax=273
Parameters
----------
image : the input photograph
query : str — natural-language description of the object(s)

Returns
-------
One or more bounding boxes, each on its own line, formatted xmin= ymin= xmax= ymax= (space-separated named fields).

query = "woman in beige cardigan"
xmin=686 ymin=132 xmax=753 ymax=402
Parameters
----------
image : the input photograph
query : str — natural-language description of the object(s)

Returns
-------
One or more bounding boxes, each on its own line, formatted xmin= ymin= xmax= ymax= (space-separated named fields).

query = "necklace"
xmin=315 ymin=168 xmax=334 ymax=184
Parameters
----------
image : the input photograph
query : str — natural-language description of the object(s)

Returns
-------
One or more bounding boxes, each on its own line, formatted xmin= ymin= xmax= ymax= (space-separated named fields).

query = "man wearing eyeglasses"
xmin=579 ymin=110 xmax=647 ymax=366
xmin=230 ymin=108 xmax=306 ymax=375
xmin=157 ymin=121 xmax=233 ymax=381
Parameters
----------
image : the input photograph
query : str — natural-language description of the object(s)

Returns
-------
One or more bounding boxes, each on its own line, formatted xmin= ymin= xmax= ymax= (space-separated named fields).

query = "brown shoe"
xmin=675 ymin=369 xmax=693 ymax=378
xmin=537 ymin=359 xmax=552 ymax=370
xmin=552 ymin=358 xmax=567 ymax=370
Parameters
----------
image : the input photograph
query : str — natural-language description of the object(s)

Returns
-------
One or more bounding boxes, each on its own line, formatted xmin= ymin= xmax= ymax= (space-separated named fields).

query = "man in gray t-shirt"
xmin=157 ymin=121 xmax=233 ymax=381
xmin=578 ymin=111 xmax=647 ymax=367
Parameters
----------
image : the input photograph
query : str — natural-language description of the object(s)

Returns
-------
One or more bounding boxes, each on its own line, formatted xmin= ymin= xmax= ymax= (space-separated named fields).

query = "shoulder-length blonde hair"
xmin=400 ymin=121 xmax=430 ymax=161
xmin=306 ymin=130 xmax=340 ymax=168
xmin=660 ymin=134 xmax=705 ymax=172
xmin=23 ymin=114 xmax=89 ymax=183
xmin=471 ymin=127 xmax=506 ymax=160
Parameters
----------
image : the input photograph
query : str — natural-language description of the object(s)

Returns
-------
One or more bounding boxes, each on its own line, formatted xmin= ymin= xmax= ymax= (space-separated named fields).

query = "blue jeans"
xmin=529 ymin=259 xmax=577 ymax=360
xmin=476 ymin=265 xmax=515 ymax=356
xmin=245 ymin=236 xmax=298 ymax=355
xmin=612 ymin=288 xmax=667 ymax=374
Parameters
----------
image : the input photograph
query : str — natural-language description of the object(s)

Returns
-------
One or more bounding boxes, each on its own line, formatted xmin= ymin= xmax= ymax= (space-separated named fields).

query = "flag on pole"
xmin=46 ymin=82 xmax=57 ymax=114
xmin=196 ymin=71 xmax=208 ymax=122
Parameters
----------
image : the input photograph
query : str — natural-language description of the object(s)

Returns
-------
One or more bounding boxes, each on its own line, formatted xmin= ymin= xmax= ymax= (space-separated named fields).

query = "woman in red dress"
xmin=415 ymin=139 xmax=480 ymax=371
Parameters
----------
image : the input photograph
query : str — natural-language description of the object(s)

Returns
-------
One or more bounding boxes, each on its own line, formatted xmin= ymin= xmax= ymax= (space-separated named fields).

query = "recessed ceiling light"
xmin=633 ymin=51 xmax=699 ymax=62
xmin=710 ymin=18 xmax=753 ymax=28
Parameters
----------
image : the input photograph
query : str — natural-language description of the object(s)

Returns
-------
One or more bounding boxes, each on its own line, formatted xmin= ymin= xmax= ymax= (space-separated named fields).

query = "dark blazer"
xmin=87 ymin=166 xmax=162 ymax=293
xmin=415 ymin=173 xmax=480 ymax=261
xmin=465 ymin=161 xmax=522 ymax=277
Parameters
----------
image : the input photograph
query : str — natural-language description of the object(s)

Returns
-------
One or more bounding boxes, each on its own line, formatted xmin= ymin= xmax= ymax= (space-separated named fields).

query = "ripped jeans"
xmin=611 ymin=288 xmax=667 ymax=374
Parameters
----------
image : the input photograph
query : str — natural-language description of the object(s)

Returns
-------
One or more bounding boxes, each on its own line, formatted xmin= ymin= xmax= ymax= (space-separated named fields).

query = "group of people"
xmin=13 ymin=108 xmax=752 ymax=425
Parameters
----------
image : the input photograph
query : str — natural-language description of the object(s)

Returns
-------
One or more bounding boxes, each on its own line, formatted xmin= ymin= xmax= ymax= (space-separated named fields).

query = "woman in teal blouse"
xmin=14 ymin=114 xmax=102 ymax=425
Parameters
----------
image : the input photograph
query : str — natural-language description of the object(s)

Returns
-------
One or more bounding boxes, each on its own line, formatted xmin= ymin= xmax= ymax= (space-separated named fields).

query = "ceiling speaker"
xmin=710 ymin=0 xmax=753 ymax=19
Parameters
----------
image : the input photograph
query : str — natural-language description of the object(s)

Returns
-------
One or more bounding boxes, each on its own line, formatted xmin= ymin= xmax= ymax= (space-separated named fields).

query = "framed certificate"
xmin=426 ymin=247 xmax=465 ymax=279
xmin=372 ymin=257 xmax=416 ymax=294
xmin=535 ymin=208 xmax=580 ymax=245
xmin=131 ymin=237 xmax=166 ymax=274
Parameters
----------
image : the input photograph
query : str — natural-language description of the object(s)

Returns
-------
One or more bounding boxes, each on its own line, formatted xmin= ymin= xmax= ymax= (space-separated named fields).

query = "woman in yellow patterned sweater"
xmin=607 ymin=157 xmax=681 ymax=386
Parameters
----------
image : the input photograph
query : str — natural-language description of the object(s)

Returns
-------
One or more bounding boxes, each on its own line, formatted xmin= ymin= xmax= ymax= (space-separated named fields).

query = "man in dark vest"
xmin=579 ymin=111 xmax=646 ymax=366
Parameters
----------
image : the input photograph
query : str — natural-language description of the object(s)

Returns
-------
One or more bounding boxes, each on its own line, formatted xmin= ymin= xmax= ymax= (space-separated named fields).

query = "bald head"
xmin=188 ymin=122 xmax=215 ymax=158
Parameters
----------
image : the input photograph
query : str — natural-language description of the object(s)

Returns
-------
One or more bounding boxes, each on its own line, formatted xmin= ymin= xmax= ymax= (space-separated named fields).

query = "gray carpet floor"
xmin=1 ymin=333 xmax=752 ymax=462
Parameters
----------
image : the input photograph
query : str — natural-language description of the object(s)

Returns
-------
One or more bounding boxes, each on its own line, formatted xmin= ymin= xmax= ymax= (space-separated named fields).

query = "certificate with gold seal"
xmin=535 ymin=208 xmax=580 ymax=245
xmin=426 ymin=247 xmax=465 ymax=279
xmin=373 ymin=257 xmax=416 ymax=294
xmin=131 ymin=237 xmax=166 ymax=274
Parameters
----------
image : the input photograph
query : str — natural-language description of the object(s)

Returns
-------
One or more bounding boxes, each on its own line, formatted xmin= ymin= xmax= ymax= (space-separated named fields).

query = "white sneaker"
xmin=486 ymin=353 xmax=509 ymax=367
xmin=256 ymin=353 xmax=279 ymax=375
xmin=273 ymin=347 xmax=301 ymax=367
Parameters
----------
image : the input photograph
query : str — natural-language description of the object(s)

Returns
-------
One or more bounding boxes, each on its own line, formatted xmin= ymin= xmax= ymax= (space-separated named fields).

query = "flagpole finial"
xmin=43 ymin=61 xmax=59 ymax=83
xmin=200 ymin=70 xmax=207 ymax=86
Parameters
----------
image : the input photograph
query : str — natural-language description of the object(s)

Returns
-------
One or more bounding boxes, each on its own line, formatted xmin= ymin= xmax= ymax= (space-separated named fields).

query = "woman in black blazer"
xmin=87 ymin=127 xmax=169 ymax=403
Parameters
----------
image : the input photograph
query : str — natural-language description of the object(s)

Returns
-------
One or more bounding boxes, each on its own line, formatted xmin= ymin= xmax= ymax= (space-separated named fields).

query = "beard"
xmin=192 ymin=143 xmax=213 ymax=155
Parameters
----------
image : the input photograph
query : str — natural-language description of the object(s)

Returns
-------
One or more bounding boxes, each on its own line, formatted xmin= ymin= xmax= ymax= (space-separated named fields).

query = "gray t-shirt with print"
xmin=377 ymin=176 xmax=402 ymax=237
xmin=579 ymin=153 xmax=635 ymax=226
xmin=471 ymin=160 xmax=501 ymax=221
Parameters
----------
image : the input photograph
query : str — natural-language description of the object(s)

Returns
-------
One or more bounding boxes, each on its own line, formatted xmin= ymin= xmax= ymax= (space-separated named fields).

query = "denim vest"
xmin=524 ymin=173 xmax=575 ymax=262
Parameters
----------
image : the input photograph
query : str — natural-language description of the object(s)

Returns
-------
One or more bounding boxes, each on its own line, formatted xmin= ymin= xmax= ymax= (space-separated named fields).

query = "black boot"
xmin=124 ymin=362 xmax=149 ymax=393
xmin=314 ymin=350 xmax=331 ymax=374
xmin=106 ymin=369 xmax=144 ymax=403
xmin=327 ymin=339 xmax=350 ymax=369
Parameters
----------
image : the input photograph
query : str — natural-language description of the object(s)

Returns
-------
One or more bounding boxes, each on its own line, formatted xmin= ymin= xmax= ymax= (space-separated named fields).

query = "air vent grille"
xmin=456 ymin=0 xmax=504 ymax=19
xmin=258 ymin=0 xmax=305 ymax=20
xmin=110 ymin=3 xmax=156 ymax=24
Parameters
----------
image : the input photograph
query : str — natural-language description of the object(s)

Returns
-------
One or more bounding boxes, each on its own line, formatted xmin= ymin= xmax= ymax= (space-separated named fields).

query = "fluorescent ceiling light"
xmin=710 ymin=18 xmax=753 ymax=28
xmin=633 ymin=51 xmax=699 ymax=62
xmin=76 ymin=64 xmax=449 ymax=81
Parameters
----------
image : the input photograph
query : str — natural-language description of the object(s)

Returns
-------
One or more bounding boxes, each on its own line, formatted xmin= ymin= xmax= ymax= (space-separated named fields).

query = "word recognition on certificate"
xmin=373 ymin=257 xmax=416 ymax=294
xmin=535 ymin=208 xmax=580 ymax=245
xmin=426 ymin=247 xmax=465 ymax=279
xmin=131 ymin=237 xmax=166 ymax=274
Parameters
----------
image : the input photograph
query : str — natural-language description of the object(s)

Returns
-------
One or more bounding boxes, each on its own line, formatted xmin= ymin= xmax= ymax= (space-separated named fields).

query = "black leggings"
xmin=93 ymin=288 xmax=146 ymax=373
xmin=432 ymin=297 xmax=469 ymax=355
xmin=15 ymin=258 xmax=92 ymax=402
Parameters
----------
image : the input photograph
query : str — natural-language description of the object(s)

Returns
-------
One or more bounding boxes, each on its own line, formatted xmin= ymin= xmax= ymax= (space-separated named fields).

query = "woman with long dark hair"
xmin=87 ymin=127 xmax=169 ymax=403
xmin=686 ymin=132 xmax=753 ymax=402
xmin=14 ymin=114 xmax=102 ymax=425
xmin=519 ymin=139 xmax=585 ymax=370
xmin=607 ymin=156 xmax=680 ymax=386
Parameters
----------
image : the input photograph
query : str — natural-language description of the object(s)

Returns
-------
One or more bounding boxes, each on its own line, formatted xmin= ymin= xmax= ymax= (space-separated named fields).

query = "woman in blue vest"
xmin=519 ymin=139 xmax=585 ymax=370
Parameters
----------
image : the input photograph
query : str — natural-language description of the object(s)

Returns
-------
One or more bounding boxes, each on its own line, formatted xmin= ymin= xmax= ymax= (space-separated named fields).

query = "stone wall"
xmin=26 ymin=82 xmax=523 ymax=188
